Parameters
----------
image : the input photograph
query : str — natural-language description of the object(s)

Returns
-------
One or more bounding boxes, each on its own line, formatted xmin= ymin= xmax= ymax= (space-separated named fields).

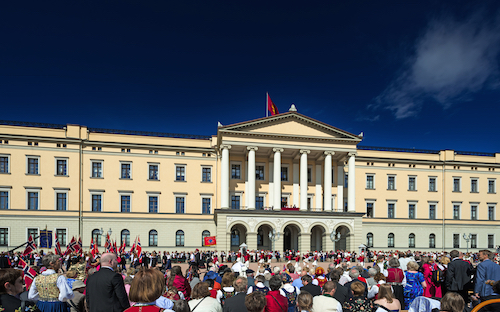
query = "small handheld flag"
xmin=19 ymin=259 xmax=37 ymax=289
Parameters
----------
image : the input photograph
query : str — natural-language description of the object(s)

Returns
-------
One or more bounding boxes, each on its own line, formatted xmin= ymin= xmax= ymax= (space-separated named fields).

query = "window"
xmin=56 ymin=158 xmax=67 ymax=176
xmin=307 ymin=167 xmax=312 ymax=183
xmin=27 ymin=191 xmax=39 ymax=210
xmin=28 ymin=228 xmax=38 ymax=245
xmin=367 ymin=233 xmax=373 ymax=247
xmin=429 ymin=204 xmax=436 ymax=219
xmin=27 ymin=157 xmax=39 ymax=174
xmin=453 ymin=178 xmax=461 ymax=192
xmin=202 ymin=197 xmax=211 ymax=214
xmin=408 ymin=204 xmax=416 ymax=219
xmin=202 ymin=167 xmax=211 ymax=182
xmin=468 ymin=234 xmax=477 ymax=248
xmin=409 ymin=233 xmax=415 ymax=248
xmin=149 ymin=230 xmax=158 ymax=246
xmin=231 ymin=164 xmax=241 ymax=179
xmin=488 ymin=235 xmax=494 ymax=248
xmin=281 ymin=166 xmax=288 ymax=181
xmin=56 ymin=192 xmax=67 ymax=211
xmin=0 ymin=156 xmax=9 ymax=173
xmin=408 ymin=176 xmax=416 ymax=191
xmin=256 ymin=165 xmax=265 ymax=180
xmin=388 ymin=203 xmax=395 ymax=218
xmin=471 ymin=178 xmax=478 ymax=193
xmin=56 ymin=229 xmax=66 ymax=246
xmin=149 ymin=164 xmax=159 ymax=180
xmin=202 ymin=230 xmax=210 ymax=246
xmin=176 ymin=197 xmax=185 ymax=213
xmin=92 ymin=229 xmax=101 ymax=246
xmin=366 ymin=175 xmax=374 ymax=189
xmin=388 ymin=233 xmax=394 ymax=248
xmin=256 ymin=196 xmax=264 ymax=210
xmin=488 ymin=179 xmax=496 ymax=193
xmin=121 ymin=229 xmax=130 ymax=246
xmin=453 ymin=234 xmax=460 ymax=248
xmin=0 ymin=228 xmax=8 ymax=246
xmin=231 ymin=229 xmax=240 ymax=247
xmin=471 ymin=205 xmax=477 ymax=220
xmin=388 ymin=175 xmax=396 ymax=190
xmin=0 ymin=190 xmax=9 ymax=210
xmin=91 ymin=194 xmax=102 ymax=212
xmin=429 ymin=234 xmax=436 ymax=248
xmin=488 ymin=205 xmax=495 ymax=221
xmin=176 ymin=230 xmax=184 ymax=246
xmin=453 ymin=204 xmax=460 ymax=220
xmin=121 ymin=163 xmax=131 ymax=179
xmin=366 ymin=202 xmax=374 ymax=218
xmin=429 ymin=177 xmax=436 ymax=191
xmin=91 ymin=161 xmax=103 ymax=178
xmin=175 ymin=165 xmax=185 ymax=181
xmin=231 ymin=195 xmax=240 ymax=209
xmin=121 ymin=195 xmax=131 ymax=212
xmin=149 ymin=196 xmax=158 ymax=213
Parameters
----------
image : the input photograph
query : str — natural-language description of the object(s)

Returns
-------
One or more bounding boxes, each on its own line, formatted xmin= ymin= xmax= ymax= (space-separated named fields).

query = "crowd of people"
xmin=1 ymin=248 xmax=500 ymax=312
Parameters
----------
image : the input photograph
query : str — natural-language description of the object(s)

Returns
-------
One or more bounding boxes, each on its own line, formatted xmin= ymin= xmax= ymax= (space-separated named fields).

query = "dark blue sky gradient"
xmin=1 ymin=1 xmax=500 ymax=152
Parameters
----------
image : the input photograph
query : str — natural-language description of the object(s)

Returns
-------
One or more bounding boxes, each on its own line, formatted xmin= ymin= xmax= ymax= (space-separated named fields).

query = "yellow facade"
xmin=0 ymin=112 xmax=499 ymax=253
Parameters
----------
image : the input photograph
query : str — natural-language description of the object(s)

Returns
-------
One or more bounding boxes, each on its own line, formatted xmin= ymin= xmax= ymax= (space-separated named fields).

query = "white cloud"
xmin=375 ymin=11 xmax=500 ymax=119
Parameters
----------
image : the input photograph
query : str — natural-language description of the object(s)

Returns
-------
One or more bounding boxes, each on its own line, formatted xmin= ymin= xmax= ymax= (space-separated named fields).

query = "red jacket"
xmin=265 ymin=290 xmax=287 ymax=312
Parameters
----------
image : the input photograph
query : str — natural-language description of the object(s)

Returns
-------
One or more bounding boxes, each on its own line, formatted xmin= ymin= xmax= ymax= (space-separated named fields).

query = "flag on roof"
xmin=267 ymin=93 xmax=279 ymax=116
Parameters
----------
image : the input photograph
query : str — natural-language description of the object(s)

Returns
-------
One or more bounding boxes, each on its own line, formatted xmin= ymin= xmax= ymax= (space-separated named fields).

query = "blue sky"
xmin=2 ymin=1 xmax=500 ymax=152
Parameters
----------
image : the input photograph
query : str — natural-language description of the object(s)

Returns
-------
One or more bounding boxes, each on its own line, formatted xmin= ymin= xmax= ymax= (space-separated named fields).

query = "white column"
xmin=245 ymin=155 xmax=249 ymax=208
xmin=337 ymin=161 xmax=344 ymax=212
xmin=324 ymin=151 xmax=334 ymax=212
xmin=247 ymin=146 xmax=258 ymax=209
xmin=273 ymin=148 xmax=284 ymax=210
xmin=269 ymin=162 xmax=274 ymax=209
xmin=293 ymin=163 xmax=299 ymax=207
xmin=300 ymin=150 xmax=310 ymax=211
xmin=315 ymin=164 xmax=322 ymax=210
xmin=220 ymin=145 xmax=231 ymax=208
xmin=348 ymin=152 xmax=356 ymax=212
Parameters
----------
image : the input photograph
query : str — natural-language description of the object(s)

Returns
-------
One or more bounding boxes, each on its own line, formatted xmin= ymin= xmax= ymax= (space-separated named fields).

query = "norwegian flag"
xmin=105 ymin=233 xmax=111 ymax=252
xmin=129 ymin=237 xmax=136 ymax=254
xmin=64 ymin=236 xmax=77 ymax=255
xmin=77 ymin=236 xmax=83 ymax=253
xmin=19 ymin=259 xmax=37 ymax=290
xmin=119 ymin=241 xmax=125 ymax=254
xmin=109 ymin=240 xmax=115 ymax=253
xmin=54 ymin=236 xmax=62 ymax=256
xmin=136 ymin=236 xmax=142 ymax=255
xmin=113 ymin=241 xmax=117 ymax=254
xmin=90 ymin=238 xmax=96 ymax=257
xmin=23 ymin=235 xmax=37 ymax=256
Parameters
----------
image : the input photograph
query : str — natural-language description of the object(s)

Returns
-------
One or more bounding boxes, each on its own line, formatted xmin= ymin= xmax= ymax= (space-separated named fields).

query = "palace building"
xmin=0 ymin=108 xmax=499 ymax=253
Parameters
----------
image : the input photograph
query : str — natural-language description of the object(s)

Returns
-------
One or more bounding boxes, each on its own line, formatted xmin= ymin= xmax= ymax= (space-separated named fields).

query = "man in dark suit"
xmin=300 ymin=275 xmax=321 ymax=297
xmin=223 ymin=276 xmax=248 ymax=312
xmin=344 ymin=269 xmax=368 ymax=298
xmin=446 ymin=250 xmax=473 ymax=303
xmin=329 ymin=270 xmax=348 ymax=305
xmin=86 ymin=253 xmax=130 ymax=312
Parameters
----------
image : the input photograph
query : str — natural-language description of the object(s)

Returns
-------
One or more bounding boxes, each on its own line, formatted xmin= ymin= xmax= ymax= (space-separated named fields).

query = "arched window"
xmin=429 ymin=234 xmax=436 ymax=248
xmin=366 ymin=233 xmax=373 ymax=248
xmin=121 ymin=229 xmax=130 ymax=246
xmin=409 ymin=233 xmax=415 ymax=248
xmin=231 ymin=229 xmax=240 ymax=247
xmin=92 ymin=229 xmax=101 ymax=246
xmin=149 ymin=230 xmax=158 ymax=247
xmin=176 ymin=230 xmax=184 ymax=246
xmin=202 ymin=230 xmax=210 ymax=246
xmin=388 ymin=233 xmax=394 ymax=248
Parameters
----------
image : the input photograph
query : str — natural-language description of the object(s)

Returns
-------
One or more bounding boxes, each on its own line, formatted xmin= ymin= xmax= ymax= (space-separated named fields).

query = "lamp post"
xmin=463 ymin=233 xmax=472 ymax=253
xmin=269 ymin=229 xmax=280 ymax=259
xmin=330 ymin=231 xmax=341 ymax=252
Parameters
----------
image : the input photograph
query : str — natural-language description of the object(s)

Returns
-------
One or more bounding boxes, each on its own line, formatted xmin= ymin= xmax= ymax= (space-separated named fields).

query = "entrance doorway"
xmin=257 ymin=224 xmax=272 ymax=250
xmin=283 ymin=224 xmax=300 ymax=251
xmin=310 ymin=225 xmax=326 ymax=251
xmin=335 ymin=225 xmax=350 ymax=251
xmin=230 ymin=224 xmax=247 ymax=251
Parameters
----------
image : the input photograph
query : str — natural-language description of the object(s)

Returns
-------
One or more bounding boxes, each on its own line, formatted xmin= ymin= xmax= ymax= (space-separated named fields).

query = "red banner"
xmin=267 ymin=94 xmax=279 ymax=116
xmin=204 ymin=236 xmax=217 ymax=246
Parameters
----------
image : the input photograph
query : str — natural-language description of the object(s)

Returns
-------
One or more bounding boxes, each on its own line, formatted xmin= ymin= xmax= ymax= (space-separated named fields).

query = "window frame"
xmin=148 ymin=163 xmax=160 ymax=181
xmin=202 ymin=230 xmax=211 ymax=247
xmin=54 ymin=189 xmax=69 ymax=211
xmin=0 ymin=227 xmax=9 ymax=246
xmin=200 ymin=194 xmax=212 ymax=214
xmin=176 ymin=230 xmax=185 ymax=246
xmin=27 ymin=228 xmax=39 ymax=245
xmin=488 ymin=204 xmax=496 ymax=221
xmin=429 ymin=203 xmax=437 ymax=220
xmin=230 ymin=161 xmax=242 ymax=180
xmin=26 ymin=155 xmax=40 ymax=175
xmin=470 ymin=203 xmax=478 ymax=220
xmin=387 ymin=201 xmax=396 ymax=219
xmin=90 ymin=160 xmax=103 ymax=178
xmin=453 ymin=177 xmax=461 ymax=192
xmin=453 ymin=233 xmax=460 ymax=248
xmin=488 ymin=234 xmax=495 ymax=249
xmin=366 ymin=232 xmax=373 ymax=248
xmin=387 ymin=175 xmax=396 ymax=190
xmin=0 ymin=154 xmax=10 ymax=174
xmin=56 ymin=228 xmax=67 ymax=246
xmin=149 ymin=230 xmax=158 ymax=247
xmin=408 ymin=202 xmax=416 ymax=219
xmin=307 ymin=165 xmax=313 ymax=183
xmin=366 ymin=200 xmax=375 ymax=218
xmin=281 ymin=165 xmax=289 ymax=182
xmin=388 ymin=233 xmax=395 ymax=248
xmin=366 ymin=174 xmax=375 ymax=190
xmin=92 ymin=228 xmax=102 ymax=246
xmin=488 ymin=179 xmax=496 ymax=194
xmin=470 ymin=234 xmax=477 ymax=249
xmin=26 ymin=188 xmax=41 ymax=210
xmin=148 ymin=193 xmax=159 ymax=213
xmin=201 ymin=166 xmax=212 ymax=183
xmin=90 ymin=190 xmax=104 ymax=212
xmin=255 ymin=163 xmax=265 ymax=181
xmin=409 ymin=233 xmax=416 ymax=248
xmin=120 ymin=161 xmax=132 ymax=179
xmin=429 ymin=234 xmax=436 ymax=248
xmin=121 ymin=229 xmax=130 ymax=247
xmin=408 ymin=175 xmax=417 ymax=191
xmin=231 ymin=193 xmax=241 ymax=210
xmin=0 ymin=187 xmax=10 ymax=210
xmin=428 ymin=176 xmax=437 ymax=192
xmin=471 ymin=178 xmax=479 ymax=193
xmin=119 ymin=192 xmax=132 ymax=213
xmin=175 ymin=164 xmax=186 ymax=182
xmin=175 ymin=193 xmax=187 ymax=213
xmin=452 ymin=203 xmax=461 ymax=220
xmin=54 ymin=157 xmax=68 ymax=176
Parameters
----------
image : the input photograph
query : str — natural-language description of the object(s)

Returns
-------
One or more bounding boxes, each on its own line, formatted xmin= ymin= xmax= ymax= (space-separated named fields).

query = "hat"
xmin=246 ymin=269 xmax=254 ymax=274
xmin=282 ymin=273 xmax=292 ymax=284
xmin=315 ymin=267 xmax=325 ymax=276
xmin=72 ymin=280 xmax=86 ymax=290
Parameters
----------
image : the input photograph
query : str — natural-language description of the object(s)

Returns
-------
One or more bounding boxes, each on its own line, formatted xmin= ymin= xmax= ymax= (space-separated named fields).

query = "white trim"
xmin=175 ymin=164 xmax=186 ymax=182
xmin=26 ymin=155 xmax=40 ymax=175
xmin=201 ymin=165 xmax=212 ymax=182
xmin=54 ymin=189 xmax=69 ymax=211
xmin=54 ymin=227 xmax=68 ymax=246
xmin=452 ymin=202 xmax=461 ymax=220
xmin=175 ymin=194 xmax=187 ymax=213
xmin=26 ymin=189 xmax=40 ymax=210
xmin=470 ymin=177 xmax=479 ymax=193
xmin=366 ymin=173 xmax=375 ymax=189
xmin=408 ymin=201 xmax=417 ymax=219
xmin=387 ymin=174 xmax=396 ymax=190
xmin=120 ymin=161 xmax=133 ymax=179
xmin=488 ymin=203 xmax=496 ymax=221
xmin=148 ymin=194 xmax=160 ymax=213
xmin=470 ymin=203 xmax=478 ymax=220
xmin=488 ymin=178 xmax=496 ymax=193
xmin=0 ymin=187 xmax=10 ymax=209
xmin=0 ymin=226 xmax=10 ymax=247
xmin=200 ymin=194 xmax=212 ymax=214
xmin=148 ymin=163 xmax=160 ymax=181
xmin=26 ymin=227 xmax=39 ymax=244
xmin=408 ymin=175 xmax=417 ymax=191
xmin=54 ymin=157 xmax=69 ymax=176
xmin=428 ymin=176 xmax=437 ymax=191
xmin=120 ymin=193 xmax=132 ymax=213
xmin=90 ymin=159 xmax=104 ymax=178
xmin=387 ymin=200 xmax=396 ymax=218
xmin=452 ymin=176 xmax=462 ymax=192
xmin=89 ymin=190 xmax=104 ymax=212
xmin=0 ymin=154 xmax=10 ymax=174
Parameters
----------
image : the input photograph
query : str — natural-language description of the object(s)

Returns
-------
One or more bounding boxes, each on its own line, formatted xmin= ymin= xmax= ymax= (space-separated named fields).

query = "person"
xmin=188 ymin=282 xmax=222 ymax=312
xmin=330 ymin=270 xmax=348 ymax=305
xmin=296 ymin=292 xmax=313 ymax=312
xmin=123 ymin=269 xmax=167 ymax=312
xmin=445 ymin=250 xmax=473 ymax=303
xmin=312 ymin=281 xmax=342 ymax=312
xmin=28 ymin=254 xmax=74 ymax=312
xmin=422 ymin=257 xmax=442 ymax=298
xmin=385 ymin=257 xmax=404 ymax=308
xmin=86 ymin=253 xmax=130 ymax=312
xmin=343 ymin=281 xmax=375 ymax=312
xmin=248 ymin=275 xmax=270 ymax=295
xmin=374 ymin=284 xmax=401 ymax=312
xmin=172 ymin=299 xmax=190 ymax=312
xmin=300 ymin=275 xmax=321 ymax=297
xmin=439 ymin=292 xmax=464 ymax=312
xmin=246 ymin=291 xmax=267 ymax=312
xmin=223 ymin=276 xmax=248 ymax=312
xmin=265 ymin=275 xmax=288 ymax=312
xmin=366 ymin=268 xmax=378 ymax=288
xmin=475 ymin=249 xmax=500 ymax=301
xmin=189 ymin=271 xmax=201 ymax=290
xmin=0 ymin=268 xmax=39 ymax=312
xmin=68 ymin=280 xmax=86 ymax=312
xmin=168 ymin=266 xmax=191 ymax=300
xmin=368 ymin=273 xmax=386 ymax=300
xmin=403 ymin=261 xmax=425 ymax=310
xmin=217 ymin=272 xmax=236 ymax=306
xmin=344 ymin=269 xmax=367 ymax=298
xmin=479 ymin=280 xmax=500 ymax=312
xmin=280 ymin=273 xmax=300 ymax=312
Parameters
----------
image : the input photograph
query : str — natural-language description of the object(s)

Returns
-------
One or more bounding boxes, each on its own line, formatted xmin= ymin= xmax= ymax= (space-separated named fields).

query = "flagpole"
xmin=266 ymin=92 xmax=268 ymax=117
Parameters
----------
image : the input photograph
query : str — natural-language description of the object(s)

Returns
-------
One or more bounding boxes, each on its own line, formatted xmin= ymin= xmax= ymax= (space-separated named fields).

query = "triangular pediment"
xmin=219 ymin=112 xmax=361 ymax=142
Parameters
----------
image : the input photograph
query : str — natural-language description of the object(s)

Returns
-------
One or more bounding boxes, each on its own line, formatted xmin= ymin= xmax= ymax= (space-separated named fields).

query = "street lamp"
xmin=463 ymin=233 xmax=472 ymax=253
xmin=269 ymin=229 xmax=280 ymax=259
xmin=330 ymin=231 xmax=342 ymax=253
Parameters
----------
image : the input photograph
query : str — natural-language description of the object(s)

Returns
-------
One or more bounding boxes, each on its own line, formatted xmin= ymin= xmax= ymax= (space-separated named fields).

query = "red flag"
xmin=136 ymin=237 xmax=142 ymax=255
xmin=76 ymin=236 xmax=83 ymax=253
xmin=64 ymin=236 xmax=77 ymax=255
xmin=54 ymin=236 xmax=62 ymax=256
xmin=90 ymin=238 xmax=96 ymax=257
xmin=113 ymin=241 xmax=117 ymax=253
xmin=105 ymin=233 xmax=111 ymax=252
xmin=267 ymin=93 xmax=279 ymax=116
xmin=129 ymin=237 xmax=136 ymax=254
xmin=19 ymin=259 xmax=37 ymax=290
xmin=23 ymin=235 xmax=37 ymax=256
xmin=204 ymin=236 xmax=217 ymax=246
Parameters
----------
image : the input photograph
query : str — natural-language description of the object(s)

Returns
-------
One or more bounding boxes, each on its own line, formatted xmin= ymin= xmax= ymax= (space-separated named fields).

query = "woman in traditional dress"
xmin=385 ymin=257 xmax=405 ymax=308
